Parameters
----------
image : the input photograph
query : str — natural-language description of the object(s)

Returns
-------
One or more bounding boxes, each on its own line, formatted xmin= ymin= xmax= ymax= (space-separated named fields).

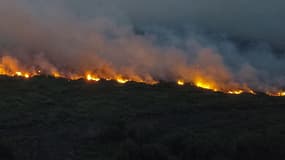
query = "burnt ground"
xmin=0 ymin=76 xmax=285 ymax=160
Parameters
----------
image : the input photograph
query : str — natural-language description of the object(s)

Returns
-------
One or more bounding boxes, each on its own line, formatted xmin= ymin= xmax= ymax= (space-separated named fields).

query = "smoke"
xmin=0 ymin=0 xmax=284 ymax=93
xmin=65 ymin=0 xmax=285 ymax=48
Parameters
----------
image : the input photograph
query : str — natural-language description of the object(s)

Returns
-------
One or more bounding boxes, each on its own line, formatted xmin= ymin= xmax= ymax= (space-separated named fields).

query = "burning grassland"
xmin=0 ymin=0 xmax=285 ymax=97
xmin=0 ymin=55 xmax=284 ymax=96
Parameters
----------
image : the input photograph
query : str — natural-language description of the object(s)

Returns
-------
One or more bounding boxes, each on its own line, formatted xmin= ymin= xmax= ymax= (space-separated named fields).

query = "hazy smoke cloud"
xmin=0 ymin=0 xmax=284 ymax=93
xmin=65 ymin=0 xmax=285 ymax=48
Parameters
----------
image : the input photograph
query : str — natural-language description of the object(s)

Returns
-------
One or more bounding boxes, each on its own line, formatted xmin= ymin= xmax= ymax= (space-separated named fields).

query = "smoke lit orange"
xmin=0 ymin=55 xmax=284 ymax=96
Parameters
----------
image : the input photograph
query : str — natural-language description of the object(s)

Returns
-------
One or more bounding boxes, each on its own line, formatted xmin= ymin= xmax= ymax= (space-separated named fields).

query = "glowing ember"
xmin=177 ymin=80 xmax=185 ymax=86
xmin=52 ymin=72 xmax=61 ymax=78
xmin=14 ymin=71 xmax=30 ymax=78
xmin=195 ymin=81 xmax=218 ymax=92
xmin=0 ymin=56 xmax=283 ymax=97
xmin=228 ymin=90 xmax=243 ymax=95
xmin=116 ymin=77 xmax=128 ymax=84
xmin=24 ymin=74 xmax=30 ymax=78
xmin=86 ymin=74 xmax=100 ymax=82
xmin=249 ymin=90 xmax=256 ymax=95
xmin=15 ymin=72 xmax=23 ymax=76
xmin=266 ymin=91 xmax=285 ymax=97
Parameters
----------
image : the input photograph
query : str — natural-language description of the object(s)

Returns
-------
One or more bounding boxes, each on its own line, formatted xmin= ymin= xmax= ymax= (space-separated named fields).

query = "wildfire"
xmin=0 ymin=69 xmax=284 ymax=97
xmin=15 ymin=72 xmax=22 ymax=76
xmin=15 ymin=72 xmax=30 ymax=79
xmin=52 ymin=72 xmax=61 ymax=78
xmin=116 ymin=77 xmax=129 ymax=84
xmin=227 ymin=90 xmax=243 ymax=95
xmin=86 ymin=74 xmax=100 ymax=82
xmin=24 ymin=74 xmax=30 ymax=78
xmin=195 ymin=80 xmax=218 ymax=92
xmin=177 ymin=80 xmax=185 ymax=86
xmin=249 ymin=90 xmax=256 ymax=95
xmin=0 ymin=56 xmax=284 ymax=97
xmin=267 ymin=91 xmax=285 ymax=97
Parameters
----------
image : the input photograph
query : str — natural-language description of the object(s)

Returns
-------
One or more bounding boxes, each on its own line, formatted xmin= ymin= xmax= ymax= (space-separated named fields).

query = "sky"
xmin=65 ymin=0 xmax=285 ymax=48
xmin=5 ymin=0 xmax=284 ymax=48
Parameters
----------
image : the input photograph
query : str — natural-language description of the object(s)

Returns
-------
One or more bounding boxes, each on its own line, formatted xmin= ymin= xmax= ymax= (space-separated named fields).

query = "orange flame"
xmin=116 ymin=76 xmax=129 ymax=84
xmin=227 ymin=90 xmax=243 ymax=95
xmin=86 ymin=74 xmax=100 ymax=82
xmin=177 ymin=80 xmax=185 ymax=86
xmin=0 ymin=56 xmax=284 ymax=96
xmin=266 ymin=91 xmax=285 ymax=97
xmin=194 ymin=79 xmax=218 ymax=92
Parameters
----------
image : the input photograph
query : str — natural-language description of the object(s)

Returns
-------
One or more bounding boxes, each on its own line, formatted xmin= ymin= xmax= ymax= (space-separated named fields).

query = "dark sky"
xmin=64 ymin=0 xmax=285 ymax=48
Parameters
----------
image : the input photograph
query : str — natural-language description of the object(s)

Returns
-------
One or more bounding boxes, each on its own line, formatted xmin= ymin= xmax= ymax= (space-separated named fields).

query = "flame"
xmin=195 ymin=79 xmax=218 ymax=92
xmin=0 ymin=55 xmax=284 ymax=97
xmin=228 ymin=90 xmax=243 ymax=95
xmin=15 ymin=71 xmax=23 ymax=76
xmin=248 ymin=90 xmax=256 ymax=95
xmin=193 ymin=77 xmax=258 ymax=95
xmin=86 ymin=74 xmax=100 ymax=82
xmin=116 ymin=76 xmax=128 ymax=84
xmin=14 ymin=72 xmax=29 ymax=78
xmin=24 ymin=73 xmax=30 ymax=78
xmin=267 ymin=91 xmax=285 ymax=97
xmin=177 ymin=80 xmax=185 ymax=86
xmin=52 ymin=72 xmax=61 ymax=78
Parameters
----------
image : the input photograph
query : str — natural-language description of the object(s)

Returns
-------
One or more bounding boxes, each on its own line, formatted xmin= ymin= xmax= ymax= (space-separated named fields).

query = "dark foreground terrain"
xmin=0 ymin=76 xmax=285 ymax=160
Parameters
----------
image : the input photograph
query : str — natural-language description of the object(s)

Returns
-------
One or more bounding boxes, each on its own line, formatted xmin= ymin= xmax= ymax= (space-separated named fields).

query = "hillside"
xmin=0 ymin=76 xmax=285 ymax=160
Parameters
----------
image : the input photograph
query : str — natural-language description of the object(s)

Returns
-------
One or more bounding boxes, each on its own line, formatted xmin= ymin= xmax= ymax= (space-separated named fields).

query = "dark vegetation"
xmin=0 ymin=75 xmax=285 ymax=160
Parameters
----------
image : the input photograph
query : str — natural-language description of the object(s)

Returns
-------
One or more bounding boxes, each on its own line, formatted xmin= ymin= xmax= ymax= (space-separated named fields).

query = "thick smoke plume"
xmin=0 ymin=0 xmax=284 ymax=95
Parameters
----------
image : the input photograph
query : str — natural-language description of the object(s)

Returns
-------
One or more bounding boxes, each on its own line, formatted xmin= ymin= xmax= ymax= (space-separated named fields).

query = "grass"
xmin=0 ymin=75 xmax=285 ymax=160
